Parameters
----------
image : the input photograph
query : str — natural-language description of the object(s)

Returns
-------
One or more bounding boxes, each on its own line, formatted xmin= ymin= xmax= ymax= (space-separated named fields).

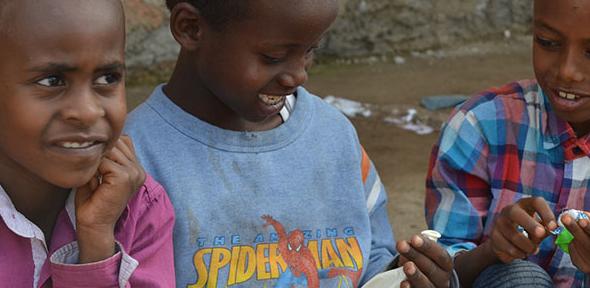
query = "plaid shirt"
xmin=426 ymin=79 xmax=590 ymax=287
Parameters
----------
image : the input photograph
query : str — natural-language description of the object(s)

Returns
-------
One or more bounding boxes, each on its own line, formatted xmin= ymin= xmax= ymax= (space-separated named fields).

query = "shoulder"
xmin=125 ymin=85 xmax=165 ymax=131
xmin=296 ymin=87 xmax=364 ymax=160
xmin=454 ymin=80 xmax=539 ymax=117
xmin=124 ymin=84 xmax=181 ymax=156
xmin=298 ymin=87 xmax=360 ymax=139
xmin=444 ymin=80 xmax=540 ymax=130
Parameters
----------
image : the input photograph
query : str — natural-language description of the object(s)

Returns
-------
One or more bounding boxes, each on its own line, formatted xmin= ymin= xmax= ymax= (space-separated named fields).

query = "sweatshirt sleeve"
xmin=49 ymin=175 xmax=176 ymax=287
xmin=358 ymin=147 xmax=397 ymax=285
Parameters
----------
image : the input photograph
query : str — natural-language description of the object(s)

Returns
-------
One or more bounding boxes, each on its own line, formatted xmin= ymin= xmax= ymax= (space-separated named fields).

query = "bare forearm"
xmin=454 ymin=241 xmax=499 ymax=287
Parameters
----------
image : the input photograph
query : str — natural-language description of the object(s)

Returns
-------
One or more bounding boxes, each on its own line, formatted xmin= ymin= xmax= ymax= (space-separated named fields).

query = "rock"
xmin=420 ymin=95 xmax=469 ymax=111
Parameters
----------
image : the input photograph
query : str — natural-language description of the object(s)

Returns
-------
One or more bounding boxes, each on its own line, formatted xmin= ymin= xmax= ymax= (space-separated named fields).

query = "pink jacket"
xmin=0 ymin=175 xmax=175 ymax=287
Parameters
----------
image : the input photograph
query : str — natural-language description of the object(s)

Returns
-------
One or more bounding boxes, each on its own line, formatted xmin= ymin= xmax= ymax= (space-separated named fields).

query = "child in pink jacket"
xmin=0 ymin=0 xmax=175 ymax=287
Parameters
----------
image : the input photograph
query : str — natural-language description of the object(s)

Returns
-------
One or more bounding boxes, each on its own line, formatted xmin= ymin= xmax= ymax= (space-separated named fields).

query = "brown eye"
xmin=95 ymin=73 xmax=121 ymax=85
xmin=36 ymin=75 xmax=65 ymax=87
xmin=262 ymin=54 xmax=284 ymax=64
xmin=535 ymin=35 xmax=560 ymax=49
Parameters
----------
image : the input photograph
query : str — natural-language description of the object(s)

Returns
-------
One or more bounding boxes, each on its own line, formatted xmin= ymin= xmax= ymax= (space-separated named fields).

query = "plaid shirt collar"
xmin=539 ymin=88 xmax=590 ymax=160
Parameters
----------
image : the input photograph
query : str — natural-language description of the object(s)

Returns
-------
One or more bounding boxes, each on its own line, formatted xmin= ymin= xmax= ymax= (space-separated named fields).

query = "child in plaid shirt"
xmin=426 ymin=0 xmax=590 ymax=287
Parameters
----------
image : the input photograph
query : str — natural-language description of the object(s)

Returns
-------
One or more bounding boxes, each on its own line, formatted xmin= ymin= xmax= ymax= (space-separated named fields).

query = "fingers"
xmin=492 ymin=209 xmax=545 ymax=256
xmin=518 ymin=197 xmax=557 ymax=231
xmin=109 ymin=136 xmax=145 ymax=186
xmin=510 ymin=198 xmax=554 ymax=242
xmin=104 ymin=144 xmax=131 ymax=167
xmin=568 ymin=243 xmax=590 ymax=273
xmin=76 ymin=174 xmax=100 ymax=207
xmin=562 ymin=215 xmax=590 ymax=242
xmin=117 ymin=135 xmax=137 ymax=161
xmin=562 ymin=215 xmax=590 ymax=273
xmin=97 ymin=157 xmax=125 ymax=182
xmin=398 ymin=254 xmax=409 ymax=266
xmin=489 ymin=224 xmax=527 ymax=262
xmin=400 ymin=261 xmax=436 ymax=288
xmin=106 ymin=137 xmax=135 ymax=164
xmin=570 ymin=241 xmax=590 ymax=274
xmin=410 ymin=235 xmax=453 ymax=271
xmin=492 ymin=198 xmax=554 ymax=260
xmin=397 ymin=237 xmax=451 ymax=287
xmin=495 ymin=213 xmax=537 ymax=256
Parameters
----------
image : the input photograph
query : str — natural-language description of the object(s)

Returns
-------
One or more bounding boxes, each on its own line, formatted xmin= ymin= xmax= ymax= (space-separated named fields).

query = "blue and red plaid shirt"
xmin=426 ymin=79 xmax=590 ymax=287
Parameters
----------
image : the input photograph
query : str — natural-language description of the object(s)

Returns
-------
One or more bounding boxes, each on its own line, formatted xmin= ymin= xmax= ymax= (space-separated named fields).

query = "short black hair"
xmin=166 ymin=0 xmax=249 ymax=30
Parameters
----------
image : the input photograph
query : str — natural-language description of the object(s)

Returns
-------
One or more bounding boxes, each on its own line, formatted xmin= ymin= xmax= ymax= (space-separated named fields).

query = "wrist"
xmin=479 ymin=240 xmax=501 ymax=265
xmin=76 ymin=224 xmax=116 ymax=264
xmin=454 ymin=241 xmax=500 ymax=287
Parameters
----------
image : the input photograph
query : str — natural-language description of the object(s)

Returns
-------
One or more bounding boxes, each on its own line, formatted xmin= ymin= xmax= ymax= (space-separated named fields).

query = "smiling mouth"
xmin=258 ymin=94 xmax=286 ymax=106
xmin=558 ymin=91 xmax=581 ymax=101
xmin=58 ymin=141 xmax=97 ymax=149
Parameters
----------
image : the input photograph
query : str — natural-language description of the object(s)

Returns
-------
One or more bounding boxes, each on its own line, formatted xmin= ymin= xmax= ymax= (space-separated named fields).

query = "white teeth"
xmin=558 ymin=91 xmax=579 ymax=100
xmin=61 ymin=141 xmax=94 ymax=149
xmin=258 ymin=94 xmax=284 ymax=105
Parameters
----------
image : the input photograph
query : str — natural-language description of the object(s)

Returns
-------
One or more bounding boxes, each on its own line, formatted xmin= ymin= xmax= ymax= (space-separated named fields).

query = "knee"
xmin=473 ymin=260 xmax=552 ymax=288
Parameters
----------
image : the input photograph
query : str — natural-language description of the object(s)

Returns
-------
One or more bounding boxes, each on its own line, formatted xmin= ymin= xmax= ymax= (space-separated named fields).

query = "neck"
xmin=570 ymin=121 xmax=590 ymax=138
xmin=164 ymin=51 xmax=283 ymax=132
xmin=0 ymin=157 xmax=69 ymax=239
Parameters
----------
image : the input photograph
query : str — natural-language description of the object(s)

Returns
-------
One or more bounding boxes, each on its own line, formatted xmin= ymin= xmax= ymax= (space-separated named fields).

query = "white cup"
xmin=421 ymin=230 xmax=441 ymax=242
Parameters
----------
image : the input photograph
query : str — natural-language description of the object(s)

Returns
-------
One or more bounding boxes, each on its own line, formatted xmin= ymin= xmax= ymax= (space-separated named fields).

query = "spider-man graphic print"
xmin=187 ymin=215 xmax=365 ymax=288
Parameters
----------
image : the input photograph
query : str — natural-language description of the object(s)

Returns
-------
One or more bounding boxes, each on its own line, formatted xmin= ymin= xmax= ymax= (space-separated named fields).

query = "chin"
xmin=47 ymin=170 xmax=97 ymax=189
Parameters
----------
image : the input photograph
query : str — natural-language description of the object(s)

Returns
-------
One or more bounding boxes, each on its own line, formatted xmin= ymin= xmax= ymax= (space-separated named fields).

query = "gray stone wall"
xmin=325 ymin=0 xmax=532 ymax=56
xmin=124 ymin=0 xmax=533 ymax=68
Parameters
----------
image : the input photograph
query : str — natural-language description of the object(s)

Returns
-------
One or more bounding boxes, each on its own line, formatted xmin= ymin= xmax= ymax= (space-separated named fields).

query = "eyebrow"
xmin=28 ymin=63 xmax=78 ymax=74
xmin=95 ymin=62 xmax=126 ymax=73
xmin=535 ymin=20 xmax=590 ymax=43
xmin=258 ymin=35 xmax=327 ymax=50
xmin=534 ymin=20 xmax=563 ymax=37
xmin=28 ymin=61 xmax=125 ymax=74
xmin=257 ymin=42 xmax=303 ymax=49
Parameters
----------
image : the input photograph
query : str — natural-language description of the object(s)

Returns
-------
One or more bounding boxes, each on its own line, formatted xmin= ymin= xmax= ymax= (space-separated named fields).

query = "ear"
xmin=169 ymin=3 xmax=203 ymax=51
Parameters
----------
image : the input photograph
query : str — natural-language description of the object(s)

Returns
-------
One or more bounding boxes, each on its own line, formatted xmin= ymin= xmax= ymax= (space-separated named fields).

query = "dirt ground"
xmin=127 ymin=38 xmax=534 ymax=242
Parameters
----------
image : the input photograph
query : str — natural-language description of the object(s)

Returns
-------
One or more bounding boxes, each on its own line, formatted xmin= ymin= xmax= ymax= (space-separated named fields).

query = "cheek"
xmin=105 ymin=96 xmax=127 ymax=136
xmin=532 ymin=46 xmax=558 ymax=80
xmin=0 ymin=107 xmax=50 ymax=175
xmin=0 ymin=99 xmax=47 ymax=145
xmin=532 ymin=47 xmax=547 ymax=77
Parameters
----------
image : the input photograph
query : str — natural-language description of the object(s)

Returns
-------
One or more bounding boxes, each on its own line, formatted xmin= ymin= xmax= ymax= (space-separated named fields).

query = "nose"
xmin=60 ymin=87 xmax=105 ymax=126
xmin=559 ymin=48 xmax=585 ymax=83
xmin=277 ymin=57 xmax=309 ymax=89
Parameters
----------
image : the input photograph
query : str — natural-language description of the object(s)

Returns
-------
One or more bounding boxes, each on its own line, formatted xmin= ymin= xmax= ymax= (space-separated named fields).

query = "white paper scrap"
xmin=323 ymin=95 xmax=372 ymax=118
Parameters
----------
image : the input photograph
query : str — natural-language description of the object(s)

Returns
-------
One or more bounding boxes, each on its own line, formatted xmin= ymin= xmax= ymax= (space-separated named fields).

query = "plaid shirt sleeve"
xmin=425 ymin=99 xmax=495 ymax=256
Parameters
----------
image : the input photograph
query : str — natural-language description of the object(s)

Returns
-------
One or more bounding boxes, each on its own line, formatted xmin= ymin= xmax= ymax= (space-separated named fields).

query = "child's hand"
xmin=396 ymin=235 xmax=453 ymax=288
xmin=74 ymin=136 xmax=146 ymax=263
xmin=486 ymin=197 xmax=556 ymax=263
xmin=562 ymin=212 xmax=590 ymax=273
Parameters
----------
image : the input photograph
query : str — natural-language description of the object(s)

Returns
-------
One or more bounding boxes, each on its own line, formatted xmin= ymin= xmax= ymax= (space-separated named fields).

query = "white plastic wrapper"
xmin=361 ymin=230 xmax=441 ymax=288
